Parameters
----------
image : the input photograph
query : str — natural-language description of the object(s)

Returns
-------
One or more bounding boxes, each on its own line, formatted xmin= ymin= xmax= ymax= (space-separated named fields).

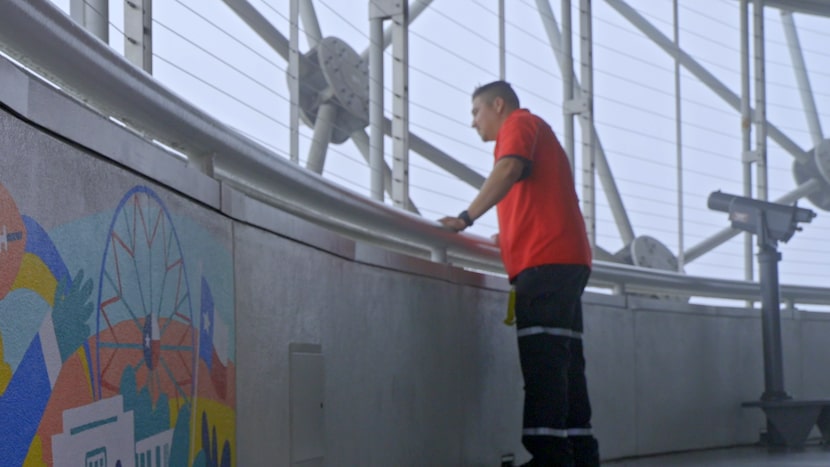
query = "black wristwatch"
xmin=458 ymin=210 xmax=474 ymax=227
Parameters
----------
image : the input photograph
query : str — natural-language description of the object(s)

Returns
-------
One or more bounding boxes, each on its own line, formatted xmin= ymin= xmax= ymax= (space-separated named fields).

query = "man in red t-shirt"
xmin=440 ymin=81 xmax=599 ymax=467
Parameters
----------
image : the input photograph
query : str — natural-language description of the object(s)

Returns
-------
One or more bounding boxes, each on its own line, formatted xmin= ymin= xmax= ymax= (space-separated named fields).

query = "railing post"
xmin=390 ymin=3 xmax=411 ymax=211
xmin=754 ymin=0 xmax=768 ymax=201
xmin=368 ymin=10 xmax=385 ymax=201
xmin=70 ymin=0 xmax=108 ymax=43
xmin=579 ymin=0 xmax=596 ymax=250
xmin=289 ymin=0 xmax=300 ymax=164
xmin=369 ymin=0 xmax=411 ymax=212
xmin=740 ymin=0 xmax=755 ymax=286
xmin=562 ymin=0 xmax=574 ymax=171
xmin=124 ymin=0 xmax=152 ymax=73
xmin=431 ymin=247 xmax=447 ymax=263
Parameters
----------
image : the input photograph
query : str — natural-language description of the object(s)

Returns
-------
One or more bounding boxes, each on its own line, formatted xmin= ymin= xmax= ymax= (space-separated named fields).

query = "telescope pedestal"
xmin=742 ymin=399 xmax=830 ymax=448
xmin=742 ymin=241 xmax=830 ymax=448
xmin=757 ymin=245 xmax=788 ymax=403
xmin=707 ymin=191 xmax=822 ymax=448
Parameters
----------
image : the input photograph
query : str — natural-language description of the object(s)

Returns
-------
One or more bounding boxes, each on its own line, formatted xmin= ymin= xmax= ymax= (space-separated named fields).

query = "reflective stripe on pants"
xmin=522 ymin=427 xmax=594 ymax=437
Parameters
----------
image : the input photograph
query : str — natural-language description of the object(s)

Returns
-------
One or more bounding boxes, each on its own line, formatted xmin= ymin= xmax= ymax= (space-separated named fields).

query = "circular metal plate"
xmin=622 ymin=235 xmax=688 ymax=302
xmin=814 ymin=138 xmax=830 ymax=185
xmin=792 ymin=157 xmax=830 ymax=211
xmin=630 ymin=235 xmax=681 ymax=272
xmin=291 ymin=37 xmax=370 ymax=144
xmin=317 ymin=36 xmax=370 ymax=124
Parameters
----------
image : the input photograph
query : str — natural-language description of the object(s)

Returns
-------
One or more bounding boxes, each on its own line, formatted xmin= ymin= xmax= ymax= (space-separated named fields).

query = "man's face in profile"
xmin=471 ymin=95 xmax=502 ymax=142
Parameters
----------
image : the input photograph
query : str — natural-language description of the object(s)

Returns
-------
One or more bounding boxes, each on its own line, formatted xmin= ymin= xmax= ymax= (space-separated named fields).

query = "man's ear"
xmin=493 ymin=96 xmax=504 ymax=114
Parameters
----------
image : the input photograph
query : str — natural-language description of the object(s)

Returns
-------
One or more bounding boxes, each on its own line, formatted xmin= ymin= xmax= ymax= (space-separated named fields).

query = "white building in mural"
xmin=52 ymin=395 xmax=135 ymax=467
xmin=134 ymin=427 xmax=173 ymax=467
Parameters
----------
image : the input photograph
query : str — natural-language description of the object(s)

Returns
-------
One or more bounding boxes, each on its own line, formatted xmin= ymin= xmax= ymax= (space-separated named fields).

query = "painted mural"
xmin=0 ymin=183 xmax=235 ymax=467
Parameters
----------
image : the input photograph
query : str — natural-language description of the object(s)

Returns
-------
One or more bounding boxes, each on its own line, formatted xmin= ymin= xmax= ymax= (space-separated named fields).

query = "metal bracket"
xmin=369 ymin=0 xmax=405 ymax=19
xmin=564 ymin=98 xmax=588 ymax=115
xmin=742 ymin=150 xmax=760 ymax=163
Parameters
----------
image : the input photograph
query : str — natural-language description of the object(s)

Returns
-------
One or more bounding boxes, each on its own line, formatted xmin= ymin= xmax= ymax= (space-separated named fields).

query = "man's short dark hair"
xmin=472 ymin=80 xmax=520 ymax=109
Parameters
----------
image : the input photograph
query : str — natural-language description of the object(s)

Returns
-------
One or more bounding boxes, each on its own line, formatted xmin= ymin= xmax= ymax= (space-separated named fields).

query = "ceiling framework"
xmin=223 ymin=0 xmax=830 ymax=278
xmin=52 ymin=0 xmax=830 ymax=280
xmin=738 ymin=0 xmax=830 ymax=17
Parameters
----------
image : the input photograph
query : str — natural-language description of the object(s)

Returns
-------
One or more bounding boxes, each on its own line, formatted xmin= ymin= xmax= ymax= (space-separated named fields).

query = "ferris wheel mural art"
xmin=94 ymin=185 xmax=196 ymax=407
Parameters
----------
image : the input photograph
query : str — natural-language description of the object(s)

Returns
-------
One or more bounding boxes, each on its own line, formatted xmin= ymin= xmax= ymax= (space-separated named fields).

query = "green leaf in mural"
xmin=52 ymin=269 xmax=94 ymax=362
xmin=191 ymin=451 xmax=207 ymax=467
xmin=169 ymin=402 xmax=192 ymax=467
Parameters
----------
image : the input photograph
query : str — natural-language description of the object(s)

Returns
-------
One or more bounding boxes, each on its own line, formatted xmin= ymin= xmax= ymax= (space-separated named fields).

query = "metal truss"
xmin=5 ymin=0 xmax=829 ymax=289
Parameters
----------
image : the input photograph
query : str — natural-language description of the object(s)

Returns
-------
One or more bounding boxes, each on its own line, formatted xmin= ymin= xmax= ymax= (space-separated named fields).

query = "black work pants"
xmin=513 ymin=264 xmax=599 ymax=467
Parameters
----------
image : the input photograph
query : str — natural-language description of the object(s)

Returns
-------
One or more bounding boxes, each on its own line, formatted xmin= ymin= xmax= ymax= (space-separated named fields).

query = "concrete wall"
xmin=3 ymin=57 xmax=830 ymax=466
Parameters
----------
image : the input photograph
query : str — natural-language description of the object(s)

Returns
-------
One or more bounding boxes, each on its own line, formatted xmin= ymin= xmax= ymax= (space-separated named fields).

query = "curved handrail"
xmin=1 ymin=0 xmax=829 ymax=305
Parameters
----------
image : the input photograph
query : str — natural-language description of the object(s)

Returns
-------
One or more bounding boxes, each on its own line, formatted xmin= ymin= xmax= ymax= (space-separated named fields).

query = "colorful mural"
xmin=0 ymin=183 xmax=235 ymax=467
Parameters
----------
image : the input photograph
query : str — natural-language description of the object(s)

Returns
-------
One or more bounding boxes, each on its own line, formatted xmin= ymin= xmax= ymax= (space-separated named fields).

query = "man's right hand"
xmin=438 ymin=216 xmax=467 ymax=232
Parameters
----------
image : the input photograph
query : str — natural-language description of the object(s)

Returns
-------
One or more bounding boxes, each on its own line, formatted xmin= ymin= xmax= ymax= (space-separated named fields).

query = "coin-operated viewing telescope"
xmin=708 ymin=191 xmax=822 ymax=448
xmin=708 ymin=191 xmax=816 ymax=245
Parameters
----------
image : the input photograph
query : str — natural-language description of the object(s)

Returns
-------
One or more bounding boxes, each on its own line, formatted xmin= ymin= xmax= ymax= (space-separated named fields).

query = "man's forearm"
xmin=466 ymin=158 xmax=524 ymax=220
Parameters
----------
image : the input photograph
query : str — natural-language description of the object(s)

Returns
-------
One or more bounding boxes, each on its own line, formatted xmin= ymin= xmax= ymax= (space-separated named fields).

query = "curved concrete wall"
xmin=3 ymin=56 xmax=830 ymax=466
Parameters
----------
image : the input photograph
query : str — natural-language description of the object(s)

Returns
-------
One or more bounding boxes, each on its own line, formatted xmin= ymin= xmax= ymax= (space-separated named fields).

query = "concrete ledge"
xmin=0 ymin=56 xmax=220 ymax=209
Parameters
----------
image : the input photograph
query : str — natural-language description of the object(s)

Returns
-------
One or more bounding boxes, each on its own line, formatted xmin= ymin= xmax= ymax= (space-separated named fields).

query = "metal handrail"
xmin=1 ymin=0 xmax=829 ymax=305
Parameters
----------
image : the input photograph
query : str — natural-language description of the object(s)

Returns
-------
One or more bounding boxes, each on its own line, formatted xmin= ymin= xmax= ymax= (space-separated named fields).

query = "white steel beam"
xmin=391 ymin=4 xmax=411 ymax=211
xmin=605 ymin=0 xmax=810 ymax=165
xmin=673 ymin=0 xmax=684 ymax=272
xmin=730 ymin=0 xmax=830 ymax=18
xmin=384 ymin=118 xmax=486 ymax=189
xmin=222 ymin=0 xmax=289 ymax=60
xmin=352 ymin=129 xmax=419 ymax=213
xmin=536 ymin=0 xmax=636 ymax=246
xmin=70 ymin=0 xmax=108 ymax=43
xmin=740 ymin=0 xmax=754 ymax=280
xmin=124 ymin=0 xmax=152 ymax=73
xmin=369 ymin=15 xmax=385 ymax=201
xmin=781 ymin=11 xmax=824 ymax=147
xmin=306 ymin=101 xmax=336 ymax=174
xmin=289 ymin=0 xmax=300 ymax=164
xmin=580 ymin=0 xmax=596 ymax=249
xmin=755 ymin=0 xmax=769 ymax=201
xmin=299 ymin=0 xmax=323 ymax=50
xmin=499 ymin=0 xmax=506 ymax=79
xmin=561 ymin=0 xmax=575 ymax=170
xmin=360 ymin=0 xmax=433 ymax=61
xmin=368 ymin=0 xmax=437 ymax=206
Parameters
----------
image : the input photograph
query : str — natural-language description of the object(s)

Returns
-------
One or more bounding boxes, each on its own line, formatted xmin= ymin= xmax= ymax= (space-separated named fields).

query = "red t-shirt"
xmin=494 ymin=109 xmax=592 ymax=280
